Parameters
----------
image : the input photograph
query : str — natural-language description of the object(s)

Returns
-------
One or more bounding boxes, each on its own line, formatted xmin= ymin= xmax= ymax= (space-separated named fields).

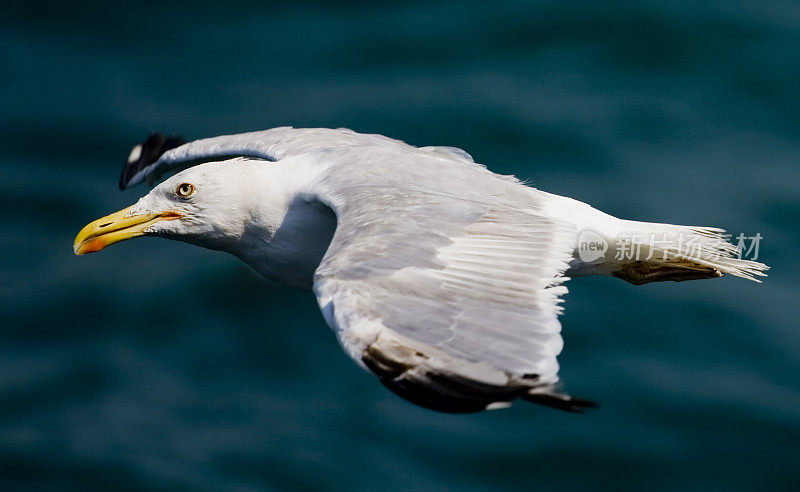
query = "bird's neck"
xmin=233 ymin=197 xmax=336 ymax=289
xmin=227 ymin=157 xmax=337 ymax=290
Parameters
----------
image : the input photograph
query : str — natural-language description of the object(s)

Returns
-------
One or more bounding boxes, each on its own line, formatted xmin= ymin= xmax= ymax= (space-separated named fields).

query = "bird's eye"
xmin=176 ymin=183 xmax=195 ymax=198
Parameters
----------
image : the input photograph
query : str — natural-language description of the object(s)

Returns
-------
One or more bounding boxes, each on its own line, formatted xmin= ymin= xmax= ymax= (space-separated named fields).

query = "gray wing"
xmin=312 ymin=154 xmax=594 ymax=412
xmin=118 ymin=127 xmax=477 ymax=188
xmin=119 ymin=129 xmax=285 ymax=189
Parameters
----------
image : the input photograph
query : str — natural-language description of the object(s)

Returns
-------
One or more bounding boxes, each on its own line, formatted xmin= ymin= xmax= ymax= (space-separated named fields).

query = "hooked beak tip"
xmin=73 ymin=207 xmax=183 ymax=255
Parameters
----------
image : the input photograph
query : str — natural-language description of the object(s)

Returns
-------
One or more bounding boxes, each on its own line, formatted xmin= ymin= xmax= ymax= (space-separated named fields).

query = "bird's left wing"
xmin=313 ymin=179 xmax=594 ymax=413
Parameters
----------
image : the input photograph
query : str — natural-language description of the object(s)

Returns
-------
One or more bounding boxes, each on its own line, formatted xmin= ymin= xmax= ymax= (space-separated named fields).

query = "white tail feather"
xmin=538 ymin=191 xmax=768 ymax=283
xmin=610 ymin=220 xmax=769 ymax=283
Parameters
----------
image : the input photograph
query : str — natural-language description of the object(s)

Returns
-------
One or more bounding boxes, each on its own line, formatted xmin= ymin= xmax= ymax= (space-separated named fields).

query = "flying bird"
xmin=74 ymin=127 xmax=768 ymax=413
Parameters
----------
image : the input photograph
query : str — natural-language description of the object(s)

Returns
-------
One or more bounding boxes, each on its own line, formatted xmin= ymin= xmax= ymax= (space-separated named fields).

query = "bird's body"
xmin=75 ymin=127 xmax=768 ymax=412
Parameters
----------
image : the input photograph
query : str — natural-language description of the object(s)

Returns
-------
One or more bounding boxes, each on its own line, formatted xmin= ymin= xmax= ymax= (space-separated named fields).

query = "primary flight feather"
xmin=74 ymin=127 xmax=768 ymax=413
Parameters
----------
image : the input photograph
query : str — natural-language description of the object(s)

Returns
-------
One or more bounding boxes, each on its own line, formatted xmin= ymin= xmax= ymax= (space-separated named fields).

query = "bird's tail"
xmin=574 ymin=219 xmax=769 ymax=284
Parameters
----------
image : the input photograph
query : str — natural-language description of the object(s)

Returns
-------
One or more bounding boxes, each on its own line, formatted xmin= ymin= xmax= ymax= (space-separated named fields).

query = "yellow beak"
xmin=74 ymin=206 xmax=182 ymax=255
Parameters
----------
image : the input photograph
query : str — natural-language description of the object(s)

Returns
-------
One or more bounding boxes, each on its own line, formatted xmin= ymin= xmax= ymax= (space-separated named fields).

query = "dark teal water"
xmin=2 ymin=1 xmax=799 ymax=490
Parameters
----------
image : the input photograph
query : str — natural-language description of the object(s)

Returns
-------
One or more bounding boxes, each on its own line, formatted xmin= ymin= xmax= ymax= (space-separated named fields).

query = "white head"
xmin=74 ymin=157 xmax=336 ymax=289
xmin=74 ymin=159 xmax=272 ymax=254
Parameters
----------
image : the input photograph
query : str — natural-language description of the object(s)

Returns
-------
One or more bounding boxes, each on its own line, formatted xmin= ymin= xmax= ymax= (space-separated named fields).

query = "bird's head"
xmin=74 ymin=160 xmax=257 ymax=255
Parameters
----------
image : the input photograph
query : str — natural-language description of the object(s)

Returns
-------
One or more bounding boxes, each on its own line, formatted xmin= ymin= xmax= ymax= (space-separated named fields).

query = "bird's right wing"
xmin=118 ymin=130 xmax=286 ymax=189
xmin=118 ymin=128 xmax=478 ymax=189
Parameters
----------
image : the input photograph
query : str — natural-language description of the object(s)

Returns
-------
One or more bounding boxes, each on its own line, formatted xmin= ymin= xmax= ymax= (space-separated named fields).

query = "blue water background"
xmin=2 ymin=1 xmax=799 ymax=489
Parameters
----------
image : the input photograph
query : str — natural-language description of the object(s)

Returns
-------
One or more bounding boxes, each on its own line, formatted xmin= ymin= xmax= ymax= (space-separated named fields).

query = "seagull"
xmin=74 ymin=127 xmax=768 ymax=413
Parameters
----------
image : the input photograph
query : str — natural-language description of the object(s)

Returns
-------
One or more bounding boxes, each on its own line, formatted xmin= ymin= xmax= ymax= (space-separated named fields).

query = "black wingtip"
xmin=521 ymin=393 xmax=600 ymax=414
xmin=119 ymin=133 xmax=186 ymax=190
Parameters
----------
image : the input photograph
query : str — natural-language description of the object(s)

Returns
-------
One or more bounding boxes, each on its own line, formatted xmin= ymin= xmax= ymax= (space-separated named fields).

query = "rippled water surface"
xmin=2 ymin=1 xmax=799 ymax=489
